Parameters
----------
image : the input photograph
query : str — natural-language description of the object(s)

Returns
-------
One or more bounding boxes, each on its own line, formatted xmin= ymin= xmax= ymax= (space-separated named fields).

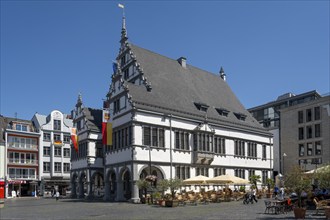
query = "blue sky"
xmin=1 ymin=0 xmax=329 ymax=120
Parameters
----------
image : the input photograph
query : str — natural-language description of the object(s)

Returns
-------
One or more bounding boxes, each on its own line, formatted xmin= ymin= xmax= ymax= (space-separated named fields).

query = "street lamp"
xmin=282 ymin=153 xmax=287 ymax=175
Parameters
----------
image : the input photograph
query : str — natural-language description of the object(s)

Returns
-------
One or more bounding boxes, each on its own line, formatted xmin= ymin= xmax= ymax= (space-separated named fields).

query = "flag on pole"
xmin=71 ymin=128 xmax=78 ymax=152
xmin=118 ymin=3 xmax=124 ymax=9
xmin=102 ymin=109 xmax=113 ymax=145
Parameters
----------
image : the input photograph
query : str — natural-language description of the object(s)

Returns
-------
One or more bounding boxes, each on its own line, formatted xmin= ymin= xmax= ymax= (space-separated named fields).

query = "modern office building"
xmin=1 ymin=116 xmax=40 ymax=197
xmin=248 ymin=91 xmax=329 ymax=174
xmin=70 ymin=16 xmax=273 ymax=202
xmin=280 ymin=95 xmax=330 ymax=173
xmin=32 ymin=110 xmax=73 ymax=196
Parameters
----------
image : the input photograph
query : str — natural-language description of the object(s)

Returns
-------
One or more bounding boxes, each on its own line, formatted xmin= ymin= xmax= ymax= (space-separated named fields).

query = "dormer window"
xmin=234 ymin=113 xmax=247 ymax=121
xmin=15 ymin=124 xmax=28 ymax=131
xmin=215 ymin=108 xmax=230 ymax=117
xmin=194 ymin=102 xmax=209 ymax=112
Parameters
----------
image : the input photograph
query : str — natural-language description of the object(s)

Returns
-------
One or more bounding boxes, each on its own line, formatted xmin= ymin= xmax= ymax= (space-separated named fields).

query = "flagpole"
xmin=118 ymin=3 xmax=125 ymax=17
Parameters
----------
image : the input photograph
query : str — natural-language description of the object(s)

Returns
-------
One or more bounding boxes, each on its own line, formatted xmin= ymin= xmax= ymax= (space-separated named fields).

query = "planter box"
xmin=325 ymin=206 xmax=330 ymax=220
xmin=165 ymin=200 xmax=179 ymax=207
xmin=293 ymin=207 xmax=306 ymax=219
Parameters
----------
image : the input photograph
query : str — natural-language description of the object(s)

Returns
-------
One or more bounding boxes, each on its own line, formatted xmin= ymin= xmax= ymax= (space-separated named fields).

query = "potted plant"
xmin=137 ymin=179 xmax=149 ymax=204
xmin=284 ymin=166 xmax=311 ymax=219
xmin=157 ymin=179 xmax=169 ymax=206
xmin=160 ymin=178 xmax=183 ymax=207
xmin=249 ymin=174 xmax=261 ymax=192
xmin=265 ymin=178 xmax=275 ymax=198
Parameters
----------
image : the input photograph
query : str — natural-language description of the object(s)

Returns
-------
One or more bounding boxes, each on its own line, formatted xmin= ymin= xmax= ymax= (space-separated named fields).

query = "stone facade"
xmin=280 ymin=95 xmax=330 ymax=173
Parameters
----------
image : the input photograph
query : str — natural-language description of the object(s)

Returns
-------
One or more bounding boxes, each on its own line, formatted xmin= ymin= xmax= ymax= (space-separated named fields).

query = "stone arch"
xmin=78 ymin=171 xmax=87 ymax=198
xmin=105 ymin=168 xmax=117 ymax=201
xmin=139 ymin=165 xmax=165 ymax=181
xmin=118 ymin=167 xmax=131 ymax=201
xmin=91 ymin=171 xmax=104 ymax=197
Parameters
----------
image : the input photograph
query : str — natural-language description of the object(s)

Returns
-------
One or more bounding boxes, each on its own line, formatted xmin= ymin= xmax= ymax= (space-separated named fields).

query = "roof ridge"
xmin=130 ymin=43 xmax=219 ymax=78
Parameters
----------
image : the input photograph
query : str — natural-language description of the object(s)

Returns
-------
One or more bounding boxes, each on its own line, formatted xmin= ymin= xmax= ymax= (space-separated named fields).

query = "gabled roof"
xmin=125 ymin=44 xmax=265 ymax=132
xmin=33 ymin=112 xmax=73 ymax=128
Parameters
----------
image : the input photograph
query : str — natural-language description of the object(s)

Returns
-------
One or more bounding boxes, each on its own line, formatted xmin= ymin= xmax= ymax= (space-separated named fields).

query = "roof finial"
xmin=219 ymin=66 xmax=226 ymax=81
xmin=118 ymin=4 xmax=128 ymax=44
xmin=76 ymin=93 xmax=83 ymax=108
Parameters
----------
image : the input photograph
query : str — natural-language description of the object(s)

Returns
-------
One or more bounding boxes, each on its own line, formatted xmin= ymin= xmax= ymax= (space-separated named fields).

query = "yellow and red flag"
xmin=102 ymin=109 xmax=112 ymax=146
xmin=71 ymin=127 xmax=78 ymax=152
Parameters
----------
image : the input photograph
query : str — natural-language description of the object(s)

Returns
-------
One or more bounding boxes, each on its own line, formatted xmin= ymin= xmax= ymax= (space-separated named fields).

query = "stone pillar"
xmin=78 ymin=180 xmax=84 ymax=198
xmin=130 ymin=181 xmax=140 ymax=203
xmin=116 ymin=179 xmax=124 ymax=201
xmin=71 ymin=181 xmax=77 ymax=198
xmin=103 ymin=178 xmax=110 ymax=201
xmin=130 ymin=162 xmax=140 ymax=203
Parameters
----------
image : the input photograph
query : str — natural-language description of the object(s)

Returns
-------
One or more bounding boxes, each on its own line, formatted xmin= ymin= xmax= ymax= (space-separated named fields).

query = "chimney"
xmin=177 ymin=57 xmax=187 ymax=68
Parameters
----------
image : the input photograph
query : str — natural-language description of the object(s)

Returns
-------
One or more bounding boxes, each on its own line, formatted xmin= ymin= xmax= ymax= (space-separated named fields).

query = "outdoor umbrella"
xmin=207 ymin=174 xmax=250 ymax=185
xmin=183 ymin=175 xmax=210 ymax=185
xmin=305 ymin=165 xmax=330 ymax=174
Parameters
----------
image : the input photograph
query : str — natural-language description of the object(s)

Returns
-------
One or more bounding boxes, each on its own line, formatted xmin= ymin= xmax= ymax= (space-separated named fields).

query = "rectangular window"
xmin=143 ymin=127 xmax=151 ymax=146
xmin=315 ymin=141 xmax=322 ymax=155
xmin=298 ymin=111 xmax=304 ymax=124
xmin=16 ymin=124 xmax=22 ymax=131
xmin=299 ymin=144 xmax=304 ymax=156
xmin=54 ymin=146 xmax=62 ymax=157
xmin=159 ymin=129 xmax=165 ymax=148
xmin=43 ymin=162 xmax=50 ymax=172
xmin=22 ymin=125 xmax=27 ymax=131
xmin=152 ymin=128 xmax=158 ymax=147
xmin=54 ymin=134 xmax=61 ymax=141
xmin=54 ymin=162 xmax=61 ymax=173
xmin=43 ymin=133 xmax=51 ymax=141
xmin=306 ymin=109 xmax=312 ymax=122
xmin=307 ymin=143 xmax=313 ymax=156
xmin=43 ymin=146 xmax=50 ymax=156
xmin=314 ymin=106 xmax=320 ymax=120
xmin=315 ymin=124 xmax=321 ymax=138
xmin=262 ymin=145 xmax=266 ymax=159
xmin=63 ymin=148 xmax=70 ymax=157
xmin=64 ymin=135 xmax=70 ymax=143
xmin=307 ymin=126 xmax=313 ymax=139
xmin=54 ymin=120 xmax=61 ymax=130
xmin=298 ymin=127 xmax=304 ymax=140
xmin=63 ymin=163 xmax=70 ymax=173
xmin=262 ymin=171 xmax=268 ymax=184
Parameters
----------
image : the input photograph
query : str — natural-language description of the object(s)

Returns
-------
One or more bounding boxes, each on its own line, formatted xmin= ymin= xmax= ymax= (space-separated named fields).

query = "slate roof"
xmin=0 ymin=116 xmax=35 ymax=142
xmin=126 ymin=44 xmax=267 ymax=133
xmin=82 ymin=108 xmax=102 ymax=133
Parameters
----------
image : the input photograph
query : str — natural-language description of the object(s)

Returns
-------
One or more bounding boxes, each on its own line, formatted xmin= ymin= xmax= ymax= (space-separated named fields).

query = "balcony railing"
xmin=7 ymin=142 xmax=38 ymax=150
xmin=8 ymin=174 xmax=37 ymax=179
xmin=8 ymin=158 xmax=38 ymax=165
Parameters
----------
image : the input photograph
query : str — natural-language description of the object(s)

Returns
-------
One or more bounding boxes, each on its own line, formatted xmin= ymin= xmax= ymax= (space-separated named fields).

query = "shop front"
xmin=7 ymin=180 xmax=37 ymax=197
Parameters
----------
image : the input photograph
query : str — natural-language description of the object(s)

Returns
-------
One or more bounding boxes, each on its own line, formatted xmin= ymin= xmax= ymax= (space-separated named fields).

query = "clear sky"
xmin=1 ymin=0 xmax=329 ymax=120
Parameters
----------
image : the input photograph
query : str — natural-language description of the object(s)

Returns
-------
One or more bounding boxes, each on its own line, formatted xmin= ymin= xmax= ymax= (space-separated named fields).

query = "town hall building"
xmin=70 ymin=15 xmax=273 ymax=203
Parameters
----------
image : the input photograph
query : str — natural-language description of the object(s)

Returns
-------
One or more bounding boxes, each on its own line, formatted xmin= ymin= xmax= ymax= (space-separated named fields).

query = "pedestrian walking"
xmin=252 ymin=188 xmax=258 ymax=203
xmin=55 ymin=191 xmax=60 ymax=201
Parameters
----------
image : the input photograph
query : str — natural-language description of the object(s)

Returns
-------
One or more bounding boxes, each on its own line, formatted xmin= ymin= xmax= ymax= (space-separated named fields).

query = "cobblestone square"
xmin=0 ymin=197 xmax=327 ymax=220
